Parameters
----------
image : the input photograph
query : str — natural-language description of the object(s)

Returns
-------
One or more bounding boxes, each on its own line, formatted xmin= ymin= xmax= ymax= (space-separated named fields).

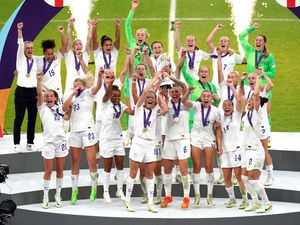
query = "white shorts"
xmin=154 ymin=145 xmax=162 ymax=162
xmin=191 ymin=138 xmax=216 ymax=149
xmin=100 ymin=138 xmax=125 ymax=158
xmin=220 ymin=149 xmax=242 ymax=168
xmin=163 ymin=139 xmax=190 ymax=160
xmin=95 ymin=121 xmax=102 ymax=140
xmin=245 ymin=148 xmax=265 ymax=171
xmin=129 ymin=136 xmax=156 ymax=163
xmin=259 ymin=125 xmax=271 ymax=140
xmin=42 ymin=140 xmax=68 ymax=159
xmin=69 ymin=130 xmax=98 ymax=148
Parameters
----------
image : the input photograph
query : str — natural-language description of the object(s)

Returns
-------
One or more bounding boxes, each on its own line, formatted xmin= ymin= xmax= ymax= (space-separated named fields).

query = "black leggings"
xmin=13 ymin=86 xmax=37 ymax=145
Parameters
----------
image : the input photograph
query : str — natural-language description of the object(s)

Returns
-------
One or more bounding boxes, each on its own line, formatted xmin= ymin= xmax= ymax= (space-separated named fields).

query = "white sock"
xmin=126 ymin=176 xmax=135 ymax=202
xmin=146 ymin=178 xmax=154 ymax=205
xmin=182 ymin=174 xmax=190 ymax=198
xmin=242 ymin=175 xmax=258 ymax=201
xmin=139 ymin=176 xmax=147 ymax=195
xmin=225 ymin=186 xmax=235 ymax=199
xmin=176 ymin=165 xmax=181 ymax=176
xmin=266 ymin=164 xmax=273 ymax=177
xmin=207 ymin=173 xmax=214 ymax=195
xmin=56 ymin=178 xmax=63 ymax=196
xmin=90 ymin=172 xmax=98 ymax=189
xmin=116 ymin=169 xmax=124 ymax=192
xmin=43 ymin=179 xmax=50 ymax=198
xmin=193 ymin=173 xmax=201 ymax=195
xmin=249 ymin=180 xmax=270 ymax=205
xmin=71 ymin=175 xmax=78 ymax=191
xmin=103 ymin=171 xmax=110 ymax=193
xmin=163 ymin=173 xmax=173 ymax=196
xmin=155 ymin=175 xmax=163 ymax=197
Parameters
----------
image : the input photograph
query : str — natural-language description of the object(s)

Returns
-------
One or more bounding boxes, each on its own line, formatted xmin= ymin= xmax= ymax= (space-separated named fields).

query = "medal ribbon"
xmin=247 ymin=110 xmax=253 ymax=127
xmin=137 ymin=79 xmax=146 ymax=96
xmin=187 ymin=51 xmax=196 ymax=70
xmin=171 ymin=98 xmax=181 ymax=119
xmin=113 ymin=102 xmax=121 ymax=119
xmin=143 ymin=108 xmax=152 ymax=129
xmin=102 ymin=51 xmax=111 ymax=69
xmin=42 ymin=57 xmax=53 ymax=74
xmin=26 ymin=58 xmax=34 ymax=75
xmin=201 ymin=104 xmax=211 ymax=127
xmin=73 ymin=51 xmax=81 ymax=72
xmin=255 ymin=50 xmax=264 ymax=68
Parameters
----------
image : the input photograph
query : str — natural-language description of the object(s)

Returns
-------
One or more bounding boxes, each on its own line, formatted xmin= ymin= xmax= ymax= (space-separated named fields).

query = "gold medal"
xmin=174 ymin=117 xmax=179 ymax=122
xmin=26 ymin=73 xmax=30 ymax=78
xmin=142 ymin=128 xmax=148 ymax=133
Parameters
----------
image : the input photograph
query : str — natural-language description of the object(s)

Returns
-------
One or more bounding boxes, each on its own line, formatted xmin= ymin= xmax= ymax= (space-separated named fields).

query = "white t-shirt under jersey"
xmin=70 ymin=89 xmax=95 ymax=132
xmin=220 ymin=111 xmax=242 ymax=152
xmin=38 ymin=103 xmax=66 ymax=142
xmin=165 ymin=99 xmax=190 ymax=141
xmin=211 ymin=48 xmax=243 ymax=88
xmin=94 ymin=46 xmax=118 ymax=78
xmin=177 ymin=47 xmax=210 ymax=79
xmin=16 ymin=38 xmax=37 ymax=88
xmin=99 ymin=100 xmax=127 ymax=140
xmin=191 ymin=102 xmax=220 ymax=143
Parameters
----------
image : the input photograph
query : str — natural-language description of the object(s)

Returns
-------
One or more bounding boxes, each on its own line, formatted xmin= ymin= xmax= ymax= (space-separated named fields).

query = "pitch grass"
xmin=1 ymin=0 xmax=299 ymax=133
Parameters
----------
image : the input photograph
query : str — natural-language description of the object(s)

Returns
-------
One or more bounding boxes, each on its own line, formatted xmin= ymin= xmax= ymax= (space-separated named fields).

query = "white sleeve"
xmin=234 ymin=53 xmax=243 ymax=64
xmin=56 ymin=50 xmax=63 ymax=61
xmin=201 ymin=50 xmax=211 ymax=60
xmin=16 ymin=38 xmax=25 ymax=68
xmin=191 ymin=101 xmax=198 ymax=111
xmin=121 ymin=102 xmax=128 ymax=114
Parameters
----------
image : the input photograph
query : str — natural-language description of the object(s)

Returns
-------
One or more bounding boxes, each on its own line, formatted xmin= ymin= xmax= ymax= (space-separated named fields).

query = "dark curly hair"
xmin=41 ymin=39 xmax=56 ymax=53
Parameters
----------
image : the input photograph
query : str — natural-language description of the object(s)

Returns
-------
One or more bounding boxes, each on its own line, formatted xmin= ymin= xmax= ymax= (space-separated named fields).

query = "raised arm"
xmin=169 ymin=75 xmax=187 ymax=96
xmin=91 ymin=67 xmax=104 ymax=95
xmin=256 ymin=67 xmax=273 ymax=93
xmin=77 ymin=52 xmax=88 ymax=74
xmin=119 ymin=48 xmax=131 ymax=84
xmin=65 ymin=18 xmax=75 ymax=53
xmin=37 ymin=72 xmax=44 ymax=107
xmin=206 ymin=24 xmax=224 ymax=53
xmin=174 ymin=49 xmax=186 ymax=79
xmin=62 ymin=88 xmax=77 ymax=112
xmin=158 ymin=92 xmax=168 ymax=115
xmin=238 ymin=23 xmax=260 ymax=53
xmin=125 ymin=0 xmax=138 ymax=47
xmin=129 ymin=46 xmax=140 ymax=78
xmin=85 ymin=19 xmax=93 ymax=55
xmin=216 ymin=47 xmax=224 ymax=84
xmin=182 ymin=87 xmax=194 ymax=109
xmin=253 ymin=73 xmax=260 ymax=111
xmin=17 ymin=22 xmax=23 ymax=39
xmin=16 ymin=22 xmax=25 ymax=67
xmin=92 ymin=19 xmax=99 ymax=51
xmin=57 ymin=25 xmax=67 ymax=54
xmin=239 ymin=72 xmax=247 ymax=108
xmin=142 ymin=46 xmax=155 ymax=78
xmin=175 ymin=21 xmax=182 ymax=52
xmin=102 ymin=77 xmax=113 ymax=103
xmin=114 ymin=17 xmax=121 ymax=50
xmin=131 ymin=73 xmax=139 ymax=105
xmin=136 ymin=73 xmax=161 ymax=107
xmin=228 ymin=80 xmax=242 ymax=113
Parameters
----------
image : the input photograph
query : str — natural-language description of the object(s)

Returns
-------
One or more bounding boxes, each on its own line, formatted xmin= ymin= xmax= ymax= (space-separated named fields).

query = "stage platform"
xmin=0 ymin=132 xmax=300 ymax=225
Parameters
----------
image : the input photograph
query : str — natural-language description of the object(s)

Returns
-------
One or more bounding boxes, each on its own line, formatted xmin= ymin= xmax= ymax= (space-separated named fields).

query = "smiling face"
xmin=135 ymin=29 xmax=148 ymax=46
xmin=219 ymin=36 xmax=230 ymax=52
xmin=228 ymin=71 xmax=238 ymax=85
xmin=185 ymin=35 xmax=196 ymax=52
xmin=198 ymin=66 xmax=210 ymax=83
xmin=24 ymin=42 xmax=34 ymax=59
xmin=104 ymin=69 xmax=115 ymax=85
xmin=102 ymin=40 xmax=113 ymax=54
xmin=152 ymin=42 xmax=163 ymax=58
xmin=43 ymin=48 xmax=55 ymax=61
xmin=255 ymin=35 xmax=266 ymax=51
xmin=223 ymin=100 xmax=234 ymax=116
xmin=111 ymin=90 xmax=121 ymax=105
xmin=136 ymin=64 xmax=147 ymax=80
xmin=44 ymin=90 xmax=58 ymax=108
xmin=200 ymin=90 xmax=212 ymax=107
xmin=72 ymin=39 xmax=83 ymax=53
xmin=144 ymin=91 xmax=156 ymax=109
xmin=170 ymin=86 xmax=181 ymax=102
xmin=248 ymin=73 xmax=257 ymax=90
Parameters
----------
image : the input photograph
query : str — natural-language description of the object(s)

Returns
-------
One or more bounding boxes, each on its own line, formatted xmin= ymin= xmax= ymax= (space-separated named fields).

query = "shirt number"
xmin=73 ymin=103 xmax=80 ymax=111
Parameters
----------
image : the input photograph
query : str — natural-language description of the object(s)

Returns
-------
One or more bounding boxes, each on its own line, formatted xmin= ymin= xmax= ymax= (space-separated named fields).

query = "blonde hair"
xmin=136 ymin=28 xmax=150 ymax=39
xmin=74 ymin=73 xmax=95 ymax=89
